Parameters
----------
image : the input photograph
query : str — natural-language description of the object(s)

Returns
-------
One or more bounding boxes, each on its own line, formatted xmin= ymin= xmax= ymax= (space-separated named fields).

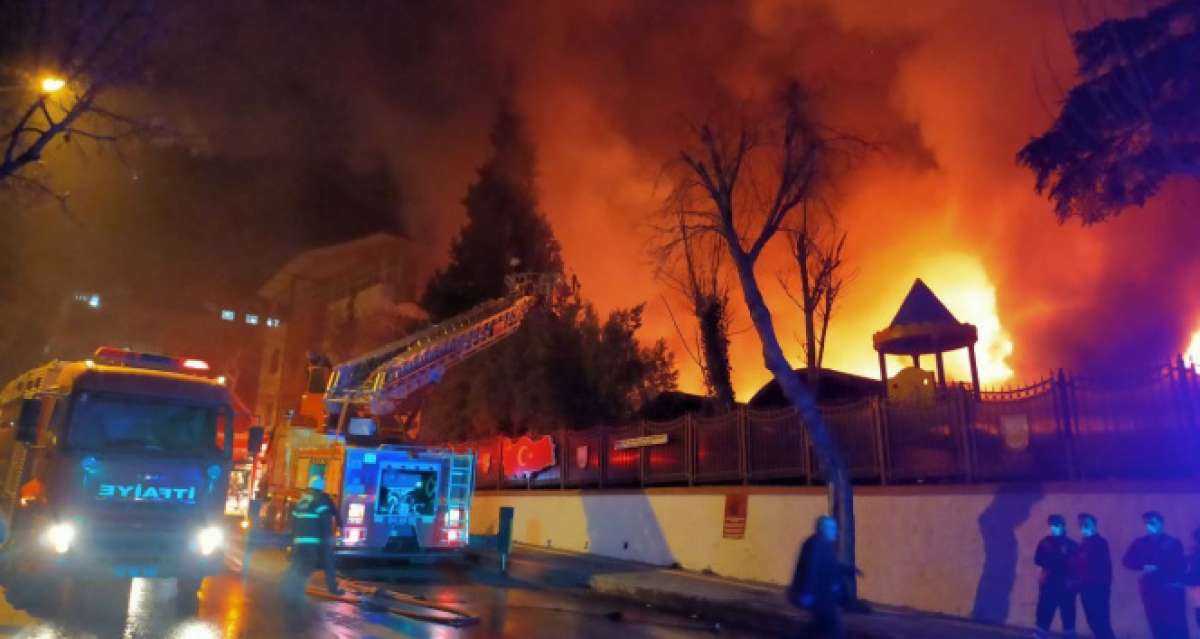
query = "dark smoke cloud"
xmin=8 ymin=0 xmax=1198 ymax=392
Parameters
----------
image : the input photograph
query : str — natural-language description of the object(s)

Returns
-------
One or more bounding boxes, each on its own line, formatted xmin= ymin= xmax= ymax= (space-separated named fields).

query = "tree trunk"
xmin=728 ymin=249 xmax=857 ymax=598
xmin=698 ymin=297 xmax=735 ymax=412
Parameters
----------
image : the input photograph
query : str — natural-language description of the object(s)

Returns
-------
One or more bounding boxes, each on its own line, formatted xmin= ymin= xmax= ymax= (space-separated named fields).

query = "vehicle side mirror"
xmin=16 ymin=399 xmax=41 ymax=443
xmin=247 ymin=426 xmax=265 ymax=457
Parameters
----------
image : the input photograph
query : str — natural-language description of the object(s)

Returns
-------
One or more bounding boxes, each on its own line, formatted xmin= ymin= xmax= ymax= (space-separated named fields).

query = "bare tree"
xmin=666 ymin=81 xmax=863 ymax=593
xmin=655 ymin=210 xmax=736 ymax=412
xmin=780 ymin=203 xmax=849 ymax=392
xmin=0 ymin=1 xmax=166 ymax=203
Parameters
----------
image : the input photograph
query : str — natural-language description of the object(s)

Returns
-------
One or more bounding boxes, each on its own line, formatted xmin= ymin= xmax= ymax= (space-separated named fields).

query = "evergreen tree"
xmin=421 ymin=100 xmax=563 ymax=320
xmin=419 ymin=100 xmax=675 ymax=440
xmin=1018 ymin=0 xmax=1200 ymax=223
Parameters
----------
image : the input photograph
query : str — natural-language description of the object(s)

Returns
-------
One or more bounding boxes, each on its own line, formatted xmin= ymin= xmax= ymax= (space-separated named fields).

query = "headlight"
xmin=43 ymin=522 xmax=76 ymax=554
xmin=196 ymin=525 xmax=224 ymax=556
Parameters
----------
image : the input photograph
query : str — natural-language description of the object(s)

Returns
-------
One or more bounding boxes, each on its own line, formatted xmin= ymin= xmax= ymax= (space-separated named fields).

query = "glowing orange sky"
xmin=28 ymin=1 xmax=1199 ymax=400
xmin=474 ymin=0 xmax=1200 ymax=399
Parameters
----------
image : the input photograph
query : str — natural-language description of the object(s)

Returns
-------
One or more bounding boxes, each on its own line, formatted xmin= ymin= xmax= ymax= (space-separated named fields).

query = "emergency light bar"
xmin=92 ymin=347 xmax=212 ymax=376
xmin=181 ymin=359 xmax=210 ymax=372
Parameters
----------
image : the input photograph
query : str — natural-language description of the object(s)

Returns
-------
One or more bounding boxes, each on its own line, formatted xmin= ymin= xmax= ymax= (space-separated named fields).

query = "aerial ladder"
xmin=316 ymin=272 xmax=567 ymax=439
xmin=256 ymin=273 xmax=568 ymax=545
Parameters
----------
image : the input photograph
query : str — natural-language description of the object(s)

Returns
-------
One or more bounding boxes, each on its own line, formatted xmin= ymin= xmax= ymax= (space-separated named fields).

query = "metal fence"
xmin=460 ymin=358 xmax=1200 ymax=489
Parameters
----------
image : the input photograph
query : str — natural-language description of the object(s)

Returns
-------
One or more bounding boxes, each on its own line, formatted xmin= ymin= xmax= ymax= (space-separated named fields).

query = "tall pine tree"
xmin=421 ymin=100 xmax=563 ymax=320
xmin=419 ymin=100 xmax=675 ymax=440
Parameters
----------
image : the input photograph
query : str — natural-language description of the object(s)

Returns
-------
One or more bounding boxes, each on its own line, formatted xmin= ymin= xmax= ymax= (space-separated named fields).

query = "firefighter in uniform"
xmin=281 ymin=476 xmax=344 ymax=601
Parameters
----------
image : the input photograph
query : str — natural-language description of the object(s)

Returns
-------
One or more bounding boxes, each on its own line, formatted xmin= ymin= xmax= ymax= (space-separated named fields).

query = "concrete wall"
xmin=471 ymin=483 xmax=1200 ymax=639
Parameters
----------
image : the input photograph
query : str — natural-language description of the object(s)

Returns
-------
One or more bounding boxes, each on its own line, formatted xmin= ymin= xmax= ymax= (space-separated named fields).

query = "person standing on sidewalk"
xmin=788 ymin=515 xmax=851 ymax=639
xmin=1071 ymin=513 xmax=1115 ymax=639
xmin=1033 ymin=514 xmax=1078 ymax=639
xmin=1123 ymin=511 xmax=1189 ymax=639
xmin=281 ymin=476 xmax=345 ymax=602
xmin=1184 ymin=529 xmax=1200 ymax=629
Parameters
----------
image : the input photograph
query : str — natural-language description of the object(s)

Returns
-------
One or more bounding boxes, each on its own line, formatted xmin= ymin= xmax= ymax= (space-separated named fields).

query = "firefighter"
xmin=1033 ymin=514 xmax=1078 ymax=639
xmin=1072 ymin=513 xmax=1115 ymax=639
xmin=788 ymin=515 xmax=852 ymax=639
xmin=1123 ymin=511 xmax=1189 ymax=639
xmin=281 ymin=476 xmax=344 ymax=601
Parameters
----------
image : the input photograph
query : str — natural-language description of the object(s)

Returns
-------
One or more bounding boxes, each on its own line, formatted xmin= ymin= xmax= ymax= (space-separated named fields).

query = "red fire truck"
xmin=257 ymin=274 xmax=564 ymax=558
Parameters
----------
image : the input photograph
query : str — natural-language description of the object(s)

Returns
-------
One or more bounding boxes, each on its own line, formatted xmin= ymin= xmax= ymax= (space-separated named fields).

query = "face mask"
xmin=1050 ymin=525 xmax=1064 ymax=537
xmin=1147 ymin=523 xmax=1162 ymax=535
xmin=1081 ymin=525 xmax=1096 ymax=537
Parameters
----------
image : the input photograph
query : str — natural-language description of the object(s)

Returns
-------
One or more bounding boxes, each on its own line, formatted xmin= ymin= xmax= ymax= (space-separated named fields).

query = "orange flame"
xmin=1186 ymin=330 xmax=1200 ymax=369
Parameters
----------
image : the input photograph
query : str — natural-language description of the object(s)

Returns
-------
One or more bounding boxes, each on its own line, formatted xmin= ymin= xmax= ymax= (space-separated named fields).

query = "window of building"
xmin=266 ymin=318 xmax=281 ymax=328
xmin=245 ymin=314 xmax=259 ymax=325
xmin=220 ymin=309 xmax=235 ymax=321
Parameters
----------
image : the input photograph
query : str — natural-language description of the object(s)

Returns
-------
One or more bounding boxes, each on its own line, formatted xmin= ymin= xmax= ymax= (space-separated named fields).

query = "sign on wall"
xmin=613 ymin=433 xmax=669 ymax=450
xmin=1000 ymin=414 xmax=1030 ymax=452
xmin=723 ymin=494 xmax=747 ymax=540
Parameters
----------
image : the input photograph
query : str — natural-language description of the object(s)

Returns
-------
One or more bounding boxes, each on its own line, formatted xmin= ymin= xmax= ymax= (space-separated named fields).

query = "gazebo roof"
xmin=872 ymin=279 xmax=977 ymax=355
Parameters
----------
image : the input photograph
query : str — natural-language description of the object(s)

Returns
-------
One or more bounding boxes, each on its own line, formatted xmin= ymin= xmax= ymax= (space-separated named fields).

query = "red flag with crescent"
xmin=502 ymin=435 xmax=556 ymax=477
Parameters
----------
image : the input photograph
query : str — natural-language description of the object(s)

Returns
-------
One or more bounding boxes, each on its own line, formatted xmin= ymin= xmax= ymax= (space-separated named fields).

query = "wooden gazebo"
xmin=872 ymin=279 xmax=980 ymax=399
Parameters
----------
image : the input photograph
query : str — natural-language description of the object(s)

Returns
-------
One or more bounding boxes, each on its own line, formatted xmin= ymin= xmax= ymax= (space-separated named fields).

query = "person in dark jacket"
xmin=1185 ymin=528 xmax=1200 ymax=628
xmin=788 ymin=516 xmax=853 ymax=639
xmin=1034 ymin=514 xmax=1078 ymax=639
xmin=281 ymin=476 xmax=345 ymax=601
xmin=1072 ymin=513 xmax=1115 ymax=639
xmin=1123 ymin=511 xmax=1189 ymax=639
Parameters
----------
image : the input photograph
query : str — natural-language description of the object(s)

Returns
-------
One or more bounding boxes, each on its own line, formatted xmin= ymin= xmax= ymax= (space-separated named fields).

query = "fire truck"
xmin=0 ymin=347 xmax=254 ymax=614
xmin=259 ymin=273 xmax=564 ymax=559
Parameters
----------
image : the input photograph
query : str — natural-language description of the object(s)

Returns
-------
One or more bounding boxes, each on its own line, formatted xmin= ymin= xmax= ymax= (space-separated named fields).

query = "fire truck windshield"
xmin=66 ymin=392 xmax=221 ymax=455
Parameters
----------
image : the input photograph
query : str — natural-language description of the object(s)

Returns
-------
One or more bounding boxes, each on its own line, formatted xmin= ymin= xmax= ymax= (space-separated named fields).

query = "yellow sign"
xmin=613 ymin=433 xmax=669 ymax=450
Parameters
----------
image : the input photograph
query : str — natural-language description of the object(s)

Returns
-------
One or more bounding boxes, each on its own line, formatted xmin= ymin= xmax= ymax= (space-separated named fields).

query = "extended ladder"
xmin=325 ymin=273 xmax=565 ymax=415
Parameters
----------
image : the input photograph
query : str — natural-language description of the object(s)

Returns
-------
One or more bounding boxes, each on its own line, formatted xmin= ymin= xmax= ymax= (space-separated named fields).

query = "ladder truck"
xmin=258 ymin=274 xmax=565 ymax=559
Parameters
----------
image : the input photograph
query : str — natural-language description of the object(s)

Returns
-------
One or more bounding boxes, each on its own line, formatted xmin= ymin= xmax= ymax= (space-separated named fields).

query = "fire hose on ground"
xmin=305 ymin=578 xmax=480 ymax=626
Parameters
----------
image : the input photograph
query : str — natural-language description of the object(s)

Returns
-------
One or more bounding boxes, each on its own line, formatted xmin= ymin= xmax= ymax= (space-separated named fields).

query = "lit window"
xmin=245 ymin=314 xmax=259 ymax=325
xmin=266 ymin=318 xmax=280 ymax=328
xmin=220 ymin=310 xmax=235 ymax=321
xmin=87 ymin=294 xmax=100 ymax=309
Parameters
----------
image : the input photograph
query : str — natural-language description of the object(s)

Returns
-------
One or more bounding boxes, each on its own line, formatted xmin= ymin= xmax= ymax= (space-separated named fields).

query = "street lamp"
xmin=39 ymin=76 xmax=65 ymax=94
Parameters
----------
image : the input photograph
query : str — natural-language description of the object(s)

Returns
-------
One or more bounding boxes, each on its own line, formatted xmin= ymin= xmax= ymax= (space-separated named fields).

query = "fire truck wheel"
xmin=176 ymin=575 xmax=202 ymax=616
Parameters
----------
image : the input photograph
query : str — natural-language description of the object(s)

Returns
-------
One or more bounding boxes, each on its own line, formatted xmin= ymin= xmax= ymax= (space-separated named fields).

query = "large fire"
xmin=145 ymin=2 xmax=1199 ymax=403
xmin=1187 ymin=330 xmax=1200 ymax=368
xmin=811 ymin=252 xmax=1014 ymax=391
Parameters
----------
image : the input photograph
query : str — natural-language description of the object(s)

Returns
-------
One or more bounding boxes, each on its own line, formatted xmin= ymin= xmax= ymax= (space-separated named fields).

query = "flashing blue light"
xmin=80 ymin=457 xmax=99 ymax=474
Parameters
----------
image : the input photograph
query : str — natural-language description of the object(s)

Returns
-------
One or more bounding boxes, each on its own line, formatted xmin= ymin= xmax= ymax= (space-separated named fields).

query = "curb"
xmin=588 ymin=572 xmax=805 ymax=636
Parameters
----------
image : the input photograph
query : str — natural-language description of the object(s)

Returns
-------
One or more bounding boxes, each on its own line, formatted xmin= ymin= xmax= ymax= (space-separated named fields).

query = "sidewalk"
xmin=473 ymin=541 xmax=1033 ymax=639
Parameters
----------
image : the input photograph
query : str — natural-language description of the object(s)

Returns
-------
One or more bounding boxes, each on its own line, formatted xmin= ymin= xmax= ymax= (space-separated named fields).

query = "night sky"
xmin=4 ymin=0 xmax=1200 ymax=394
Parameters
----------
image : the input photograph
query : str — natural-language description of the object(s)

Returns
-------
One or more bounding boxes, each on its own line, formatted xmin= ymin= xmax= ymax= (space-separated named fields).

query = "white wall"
xmin=472 ymin=483 xmax=1200 ymax=639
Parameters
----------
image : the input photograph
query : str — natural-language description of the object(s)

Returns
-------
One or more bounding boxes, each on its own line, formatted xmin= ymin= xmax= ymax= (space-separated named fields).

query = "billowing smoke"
xmin=16 ymin=0 xmax=1200 ymax=396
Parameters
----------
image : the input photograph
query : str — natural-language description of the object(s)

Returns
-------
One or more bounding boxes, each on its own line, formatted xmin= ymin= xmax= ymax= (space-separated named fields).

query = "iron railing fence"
xmin=451 ymin=359 xmax=1200 ymax=489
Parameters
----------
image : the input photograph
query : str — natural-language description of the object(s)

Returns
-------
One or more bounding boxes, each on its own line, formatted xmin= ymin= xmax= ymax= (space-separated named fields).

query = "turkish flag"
xmin=502 ymin=435 xmax=557 ymax=477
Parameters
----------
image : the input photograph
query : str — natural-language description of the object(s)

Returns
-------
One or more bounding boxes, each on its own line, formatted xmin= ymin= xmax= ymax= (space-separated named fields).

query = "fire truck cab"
xmin=0 ymin=347 xmax=241 ymax=614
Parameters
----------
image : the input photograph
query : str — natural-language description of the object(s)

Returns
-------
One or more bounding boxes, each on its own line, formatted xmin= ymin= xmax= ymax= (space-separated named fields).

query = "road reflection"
xmin=0 ymin=559 xmax=749 ymax=639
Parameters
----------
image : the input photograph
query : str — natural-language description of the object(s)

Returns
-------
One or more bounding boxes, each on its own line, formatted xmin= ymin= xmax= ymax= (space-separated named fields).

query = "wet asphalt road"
xmin=0 ymin=545 xmax=763 ymax=638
